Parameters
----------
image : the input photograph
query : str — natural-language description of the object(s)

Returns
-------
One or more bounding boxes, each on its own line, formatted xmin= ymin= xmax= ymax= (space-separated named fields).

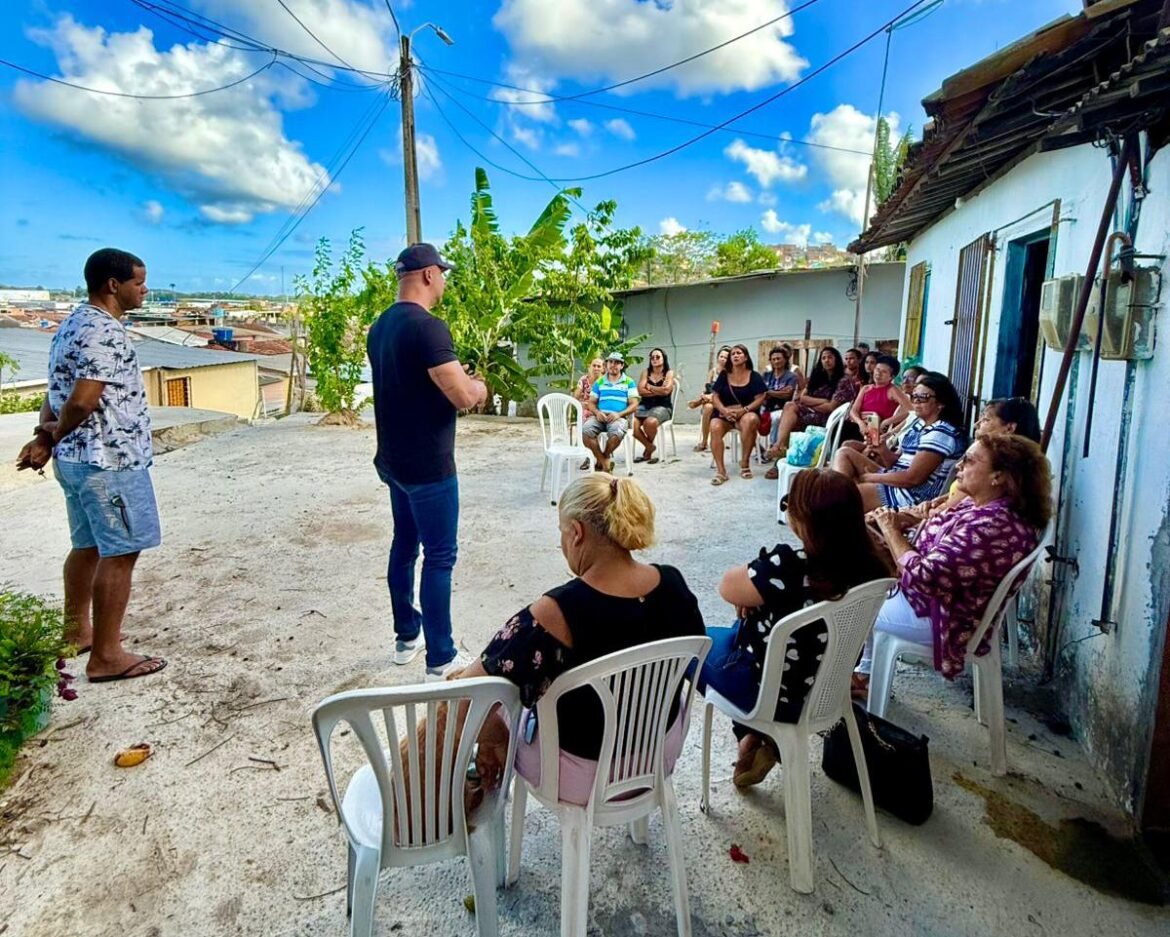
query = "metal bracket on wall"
xmin=1044 ymin=545 xmax=1079 ymax=580
xmin=1090 ymin=616 xmax=1115 ymax=635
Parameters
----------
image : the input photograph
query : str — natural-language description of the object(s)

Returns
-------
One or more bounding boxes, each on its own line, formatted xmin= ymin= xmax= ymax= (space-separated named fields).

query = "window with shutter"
xmin=903 ymin=261 xmax=930 ymax=360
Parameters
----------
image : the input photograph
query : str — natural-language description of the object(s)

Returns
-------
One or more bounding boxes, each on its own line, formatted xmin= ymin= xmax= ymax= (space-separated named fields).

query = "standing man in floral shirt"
xmin=16 ymin=248 xmax=167 ymax=683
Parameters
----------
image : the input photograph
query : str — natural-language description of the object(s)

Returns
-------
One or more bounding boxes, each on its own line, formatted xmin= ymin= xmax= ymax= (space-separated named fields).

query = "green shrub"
xmin=0 ymin=589 xmax=75 ymax=786
xmin=0 ymin=392 xmax=45 ymax=415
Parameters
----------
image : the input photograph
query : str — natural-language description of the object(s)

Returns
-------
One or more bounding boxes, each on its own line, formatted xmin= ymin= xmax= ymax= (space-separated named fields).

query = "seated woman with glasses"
xmin=830 ymin=371 xmax=966 ymax=512
xmin=698 ymin=469 xmax=892 ymax=787
xmin=853 ymin=434 xmax=1051 ymax=697
xmin=457 ymin=473 xmax=706 ymax=804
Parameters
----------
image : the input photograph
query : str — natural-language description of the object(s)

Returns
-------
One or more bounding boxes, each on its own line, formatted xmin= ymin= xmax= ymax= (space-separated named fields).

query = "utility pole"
xmin=399 ymin=34 xmax=422 ymax=246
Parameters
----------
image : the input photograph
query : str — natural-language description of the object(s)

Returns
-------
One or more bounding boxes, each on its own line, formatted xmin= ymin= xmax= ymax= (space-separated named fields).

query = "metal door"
xmin=948 ymin=234 xmax=991 ymax=430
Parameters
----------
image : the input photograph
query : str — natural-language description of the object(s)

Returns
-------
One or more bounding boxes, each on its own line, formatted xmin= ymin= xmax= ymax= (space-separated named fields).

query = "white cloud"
xmin=142 ymin=200 xmax=164 ymax=224
xmin=805 ymin=103 xmax=899 ymax=225
xmin=659 ymin=217 xmax=687 ymax=236
xmin=568 ymin=118 xmax=593 ymax=136
xmin=760 ymin=210 xmax=810 ymax=246
xmin=812 ymin=231 xmax=834 ymax=245
xmin=494 ymin=0 xmax=807 ymax=96
xmin=724 ymin=138 xmax=806 ymax=188
xmin=490 ymin=63 xmax=557 ymax=150
xmin=14 ymin=16 xmax=330 ymax=224
xmin=414 ymin=133 xmax=442 ymax=181
xmin=197 ymin=0 xmax=395 ymax=76
xmin=758 ymin=190 xmax=777 ymax=206
xmin=707 ymin=181 xmax=754 ymax=203
xmin=511 ymin=124 xmax=541 ymax=150
xmin=605 ymin=118 xmax=636 ymax=141
xmin=554 ymin=141 xmax=581 ymax=157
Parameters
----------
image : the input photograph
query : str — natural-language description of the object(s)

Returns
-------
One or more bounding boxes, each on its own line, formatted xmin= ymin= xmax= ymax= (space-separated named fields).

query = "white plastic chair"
xmin=700 ymin=579 xmax=894 ymax=894
xmin=866 ymin=540 xmax=1047 ymax=777
xmin=651 ymin=381 xmax=682 ymax=462
xmin=312 ymin=679 xmax=524 ymax=937
xmin=538 ymin=393 xmax=593 ymax=505
xmin=507 ymin=636 xmax=712 ymax=937
xmin=776 ymin=403 xmax=851 ymax=523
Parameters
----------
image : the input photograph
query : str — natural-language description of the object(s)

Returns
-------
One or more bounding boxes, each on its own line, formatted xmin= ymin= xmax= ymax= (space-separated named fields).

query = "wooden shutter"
xmin=165 ymin=377 xmax=191 ymax=407
xmin=948 ymin=234 xmax=992 ymax=431
xmin=903 ymin=261 xmax=930 ymax=360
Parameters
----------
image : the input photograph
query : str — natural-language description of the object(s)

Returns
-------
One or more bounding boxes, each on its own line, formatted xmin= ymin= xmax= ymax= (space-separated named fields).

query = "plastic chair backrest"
xmin=814 ymin=403 xmax=852 ymax=468
xmin=312 ymin=678 xmax=522 ymax=864
xmin=966 ymin=535 xmax=1047 ymax=652
xmin=530 ymin=636 xmax=711 ymax=814
xmin=752 ymin=580 xmax=895 ymax=734
xmin=538 ymin=393 xmax=583 ymax=450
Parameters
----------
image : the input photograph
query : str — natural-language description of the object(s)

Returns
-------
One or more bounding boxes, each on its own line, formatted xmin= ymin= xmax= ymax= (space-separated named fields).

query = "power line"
xmin=479 ymin=0 xmax=824 ymax=106
xmin=384 ymin=0 xmax=401 ymax=39
xmin=273 ymin=0 xmax=359 ymax=72
xmin=419 ymin=69 xmax=589 ymax=214
xmin=0 ymin=53 xmax=277 ymax=99
xmin=230 ymin=90 xmax=394 ymax=291
xmin=440 ymin=0 xmax=932 ymax=184
xmin=417 ymin=63 xmax=872 ymax=157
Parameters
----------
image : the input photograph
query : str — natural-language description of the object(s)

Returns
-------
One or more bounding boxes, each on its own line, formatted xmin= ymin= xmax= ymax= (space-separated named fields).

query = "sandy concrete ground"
xmin=0 ymin=414 xmax=1166 ymax=936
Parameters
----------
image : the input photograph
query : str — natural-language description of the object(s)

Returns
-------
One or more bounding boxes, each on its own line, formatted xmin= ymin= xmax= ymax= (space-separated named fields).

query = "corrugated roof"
xmin=852 ymin=0 xmax=1168 ymax=252
xmin=0 ymin=326 xmax=259 ymax=383
xmin=612 ymin=262 xmax=903 ymax=298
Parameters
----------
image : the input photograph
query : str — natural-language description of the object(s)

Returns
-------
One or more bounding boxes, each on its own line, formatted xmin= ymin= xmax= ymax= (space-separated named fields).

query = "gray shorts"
xmin=635 ymin=405 xmax=672 ymax=424
xmin=582 ymin=416 xmax=629 ymax=440
xmin=53 ymin=461 xmax=162 ymax=557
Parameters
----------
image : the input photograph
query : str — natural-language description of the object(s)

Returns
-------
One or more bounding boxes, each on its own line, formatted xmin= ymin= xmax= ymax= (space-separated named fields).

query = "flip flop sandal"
xmin=693 ymin=443 xmax=708 ymax=452
xmin=740 ymin=467 xmax=754 ymax=479
xmin=765 ymin=465 xmax=780 ymax=480
xmin=634 ymin=454 xmax=649 ymax=463
xmin=648 ymin=457 xmax=660 ymax=465
xmin=89 ymin=656 xmax=168 ymax=683
xmin=711 ymin=474 xmax=729 ymax=486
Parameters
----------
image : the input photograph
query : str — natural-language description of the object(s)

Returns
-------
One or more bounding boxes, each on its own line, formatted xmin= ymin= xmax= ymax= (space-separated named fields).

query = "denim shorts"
xmin=582 ymin=416 xmax=628 ymax=440
xmin=635 ymin=405 xmax=672 ymax=424
xmin=53 ymin=461 xmax=162 ymax=557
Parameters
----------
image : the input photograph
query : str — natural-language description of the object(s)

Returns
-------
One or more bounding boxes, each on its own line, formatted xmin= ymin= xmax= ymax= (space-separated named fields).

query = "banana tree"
xmin=436 ymin=168 xmax=579 ymax=406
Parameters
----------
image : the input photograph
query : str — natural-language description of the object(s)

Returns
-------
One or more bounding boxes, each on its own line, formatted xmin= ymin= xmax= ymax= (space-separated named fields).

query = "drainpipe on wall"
xmin=1040 ymin=135 xmax=1135 ymax=453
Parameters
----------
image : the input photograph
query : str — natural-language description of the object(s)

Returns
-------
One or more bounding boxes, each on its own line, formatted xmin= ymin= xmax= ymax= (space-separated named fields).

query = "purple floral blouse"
xmin=898 ymin=497 xmax=1039 ymax=678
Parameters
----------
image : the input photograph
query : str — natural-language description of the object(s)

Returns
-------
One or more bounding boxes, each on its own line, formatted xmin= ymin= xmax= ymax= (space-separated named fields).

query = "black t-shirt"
xmin=367 ymin=301 xmax=459 ymax=485
xmin=712 ymin=370 xmax=767 ymax=409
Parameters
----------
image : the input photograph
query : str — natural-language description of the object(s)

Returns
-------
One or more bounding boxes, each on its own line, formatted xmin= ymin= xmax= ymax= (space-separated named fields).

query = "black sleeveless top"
xmin=640 ymin=371 xmax=672 ymax=411
xmin=480 ymin=564 xmax=705 ymax=758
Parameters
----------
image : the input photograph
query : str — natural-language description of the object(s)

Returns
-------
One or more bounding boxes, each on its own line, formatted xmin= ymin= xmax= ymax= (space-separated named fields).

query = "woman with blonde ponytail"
xmin=458 ymin=473 xmax=705 ymax=803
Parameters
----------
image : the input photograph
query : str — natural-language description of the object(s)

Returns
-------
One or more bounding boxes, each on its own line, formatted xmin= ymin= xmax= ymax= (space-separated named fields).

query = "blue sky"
xmin=0 ymin=0 xmax=1079 ymax=294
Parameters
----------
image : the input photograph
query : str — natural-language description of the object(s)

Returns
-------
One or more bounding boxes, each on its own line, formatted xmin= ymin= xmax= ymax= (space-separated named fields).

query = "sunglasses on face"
xmin=910 ymin=393 xmax=935 ymax=402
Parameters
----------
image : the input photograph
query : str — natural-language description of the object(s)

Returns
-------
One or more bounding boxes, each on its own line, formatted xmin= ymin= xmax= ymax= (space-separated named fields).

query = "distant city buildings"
xmin=768 ymin=242 xmax=853 ymax=270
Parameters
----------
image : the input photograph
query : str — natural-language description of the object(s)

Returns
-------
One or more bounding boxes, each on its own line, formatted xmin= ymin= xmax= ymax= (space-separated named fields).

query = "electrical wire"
xmin=482 ymin=0 xmax=932 ymax=183
xmin=384 ymin=0 xmax=401 ymax=40
xmin=417 ymin=63 xmax=872 ymax=157
xmin=419 ymin=71 xmax=589 ymax=213
xmin=0 ymin=52 xmax=278 ymax=99
xmin=273 ymin=0 xmax=360 ymax=72
xmin=487 ymin=0 xmax=824 ymax=106
xmin=229 ymin=90 xmax=393 ymax=291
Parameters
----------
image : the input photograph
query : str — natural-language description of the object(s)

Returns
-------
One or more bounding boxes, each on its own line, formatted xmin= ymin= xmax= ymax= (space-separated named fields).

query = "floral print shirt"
xmin=899 ymin=497 xmax=1039 ymax=678
xmin=48 ymin=303 xmax=153 ymax=470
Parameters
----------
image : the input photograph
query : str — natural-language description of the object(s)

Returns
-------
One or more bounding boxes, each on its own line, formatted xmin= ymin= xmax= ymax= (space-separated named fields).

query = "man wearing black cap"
xmin=367 ymin=243 xmax=486 ymax=680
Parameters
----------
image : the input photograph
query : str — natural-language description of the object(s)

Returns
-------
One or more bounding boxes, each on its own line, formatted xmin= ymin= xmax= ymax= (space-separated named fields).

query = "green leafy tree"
xmin=712 ymin=228 xmax=779 ymax=277
xmin=642 ymin=229 xmax=718 ymax=284
xmin=436 ymin=168 xmax=576 ymax=407
xmin=295 ymin=229 xmax=397 ymax=423
xmin=524 ymin=199 xmax=652 ymax=388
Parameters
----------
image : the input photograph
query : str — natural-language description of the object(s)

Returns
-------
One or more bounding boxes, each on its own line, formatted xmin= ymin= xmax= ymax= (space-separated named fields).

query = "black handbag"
xmin=821 ymin=702 xmax=933 ymax=825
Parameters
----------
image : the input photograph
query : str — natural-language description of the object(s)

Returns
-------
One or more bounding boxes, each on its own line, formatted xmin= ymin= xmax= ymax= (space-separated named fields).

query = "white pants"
xmin=856 ymin=590 xmax=931 ymax=675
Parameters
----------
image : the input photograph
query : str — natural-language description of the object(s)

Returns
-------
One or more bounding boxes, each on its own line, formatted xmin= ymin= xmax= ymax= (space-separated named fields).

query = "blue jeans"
xmin=697 ymin=621 xmax=762 ymax=714
xmin=386 ymin=474 xmax=459 ymax=668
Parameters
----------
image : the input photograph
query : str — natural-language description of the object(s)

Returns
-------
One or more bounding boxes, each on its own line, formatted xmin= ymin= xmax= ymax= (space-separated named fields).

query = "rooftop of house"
xmin=615 ymin=260 xmax=904 ymax=298
xmin=853 ymin=0 xmax=1170 ymax=251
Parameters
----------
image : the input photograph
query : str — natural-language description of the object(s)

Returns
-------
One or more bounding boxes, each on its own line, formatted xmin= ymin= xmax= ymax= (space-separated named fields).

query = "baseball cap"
xmin=395 ymin=242 xmax=453 ymax=276
xmin=605 ymin=351 xmax=625 ymax=362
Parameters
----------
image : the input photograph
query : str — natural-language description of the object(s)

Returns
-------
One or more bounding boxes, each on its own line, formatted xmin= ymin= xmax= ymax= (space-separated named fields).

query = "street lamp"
xmin=400 ymin=23 xmax=454 ymax=245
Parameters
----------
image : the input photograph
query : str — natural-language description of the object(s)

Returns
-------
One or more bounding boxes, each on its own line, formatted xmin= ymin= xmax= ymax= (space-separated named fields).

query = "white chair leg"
xmin=668 ymin=422 xmax=677 ymax=459
xmin=468 ymin=827 xmax=500 ymax=937
xmin=700 ymin=702 xmax=713 ymax=813
xmin=549 ymin=456 xmax=561 ymax=506
xmin=980 ymin=660 xmax=1008 ymax=777
xmin=507 ymin=779 xmax=527 ymax=886
xmin=844 ymin=705 xmax=881 ymax=849
xmin=540 ymin=454 xmax=549 ymax=493
xmin=346 ymin=842 xmax=357 ymax=918
xmin=348 ymin=844 xmax=380 ymax=937
xmin=1006 ymin=597 xmax=1020 ymax=668
xmin=866 ymin=632 xmax=898 ymax=719
xmin=628 ymin=815 xmax=649 ymax=845
xmin=493 ymin=806 xmax=507 ymax=888
xmin=560 ymin=807 xmax=593 ymax=937
xmin=660 ymin=782 xmax=694 ymax=937
xmin=973 ymin=664 xmax=986 ymax=725
xmin=777 ymin=733 xmax=814 ymax=894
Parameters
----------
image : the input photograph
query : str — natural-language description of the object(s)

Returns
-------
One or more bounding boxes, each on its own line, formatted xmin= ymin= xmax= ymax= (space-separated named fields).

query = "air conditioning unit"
xmin=1038 ymin=274 xmax=1099 ymax=351
xmin=1100 ymin=266 xmax=1160 ymax=360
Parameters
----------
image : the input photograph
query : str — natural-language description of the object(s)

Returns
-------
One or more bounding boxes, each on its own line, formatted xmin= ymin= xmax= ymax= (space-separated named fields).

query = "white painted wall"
xmin=618 ymin=263 xmax=905 ymax=422
xmin=901 ymin=143 xmax=1170 ymax=814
